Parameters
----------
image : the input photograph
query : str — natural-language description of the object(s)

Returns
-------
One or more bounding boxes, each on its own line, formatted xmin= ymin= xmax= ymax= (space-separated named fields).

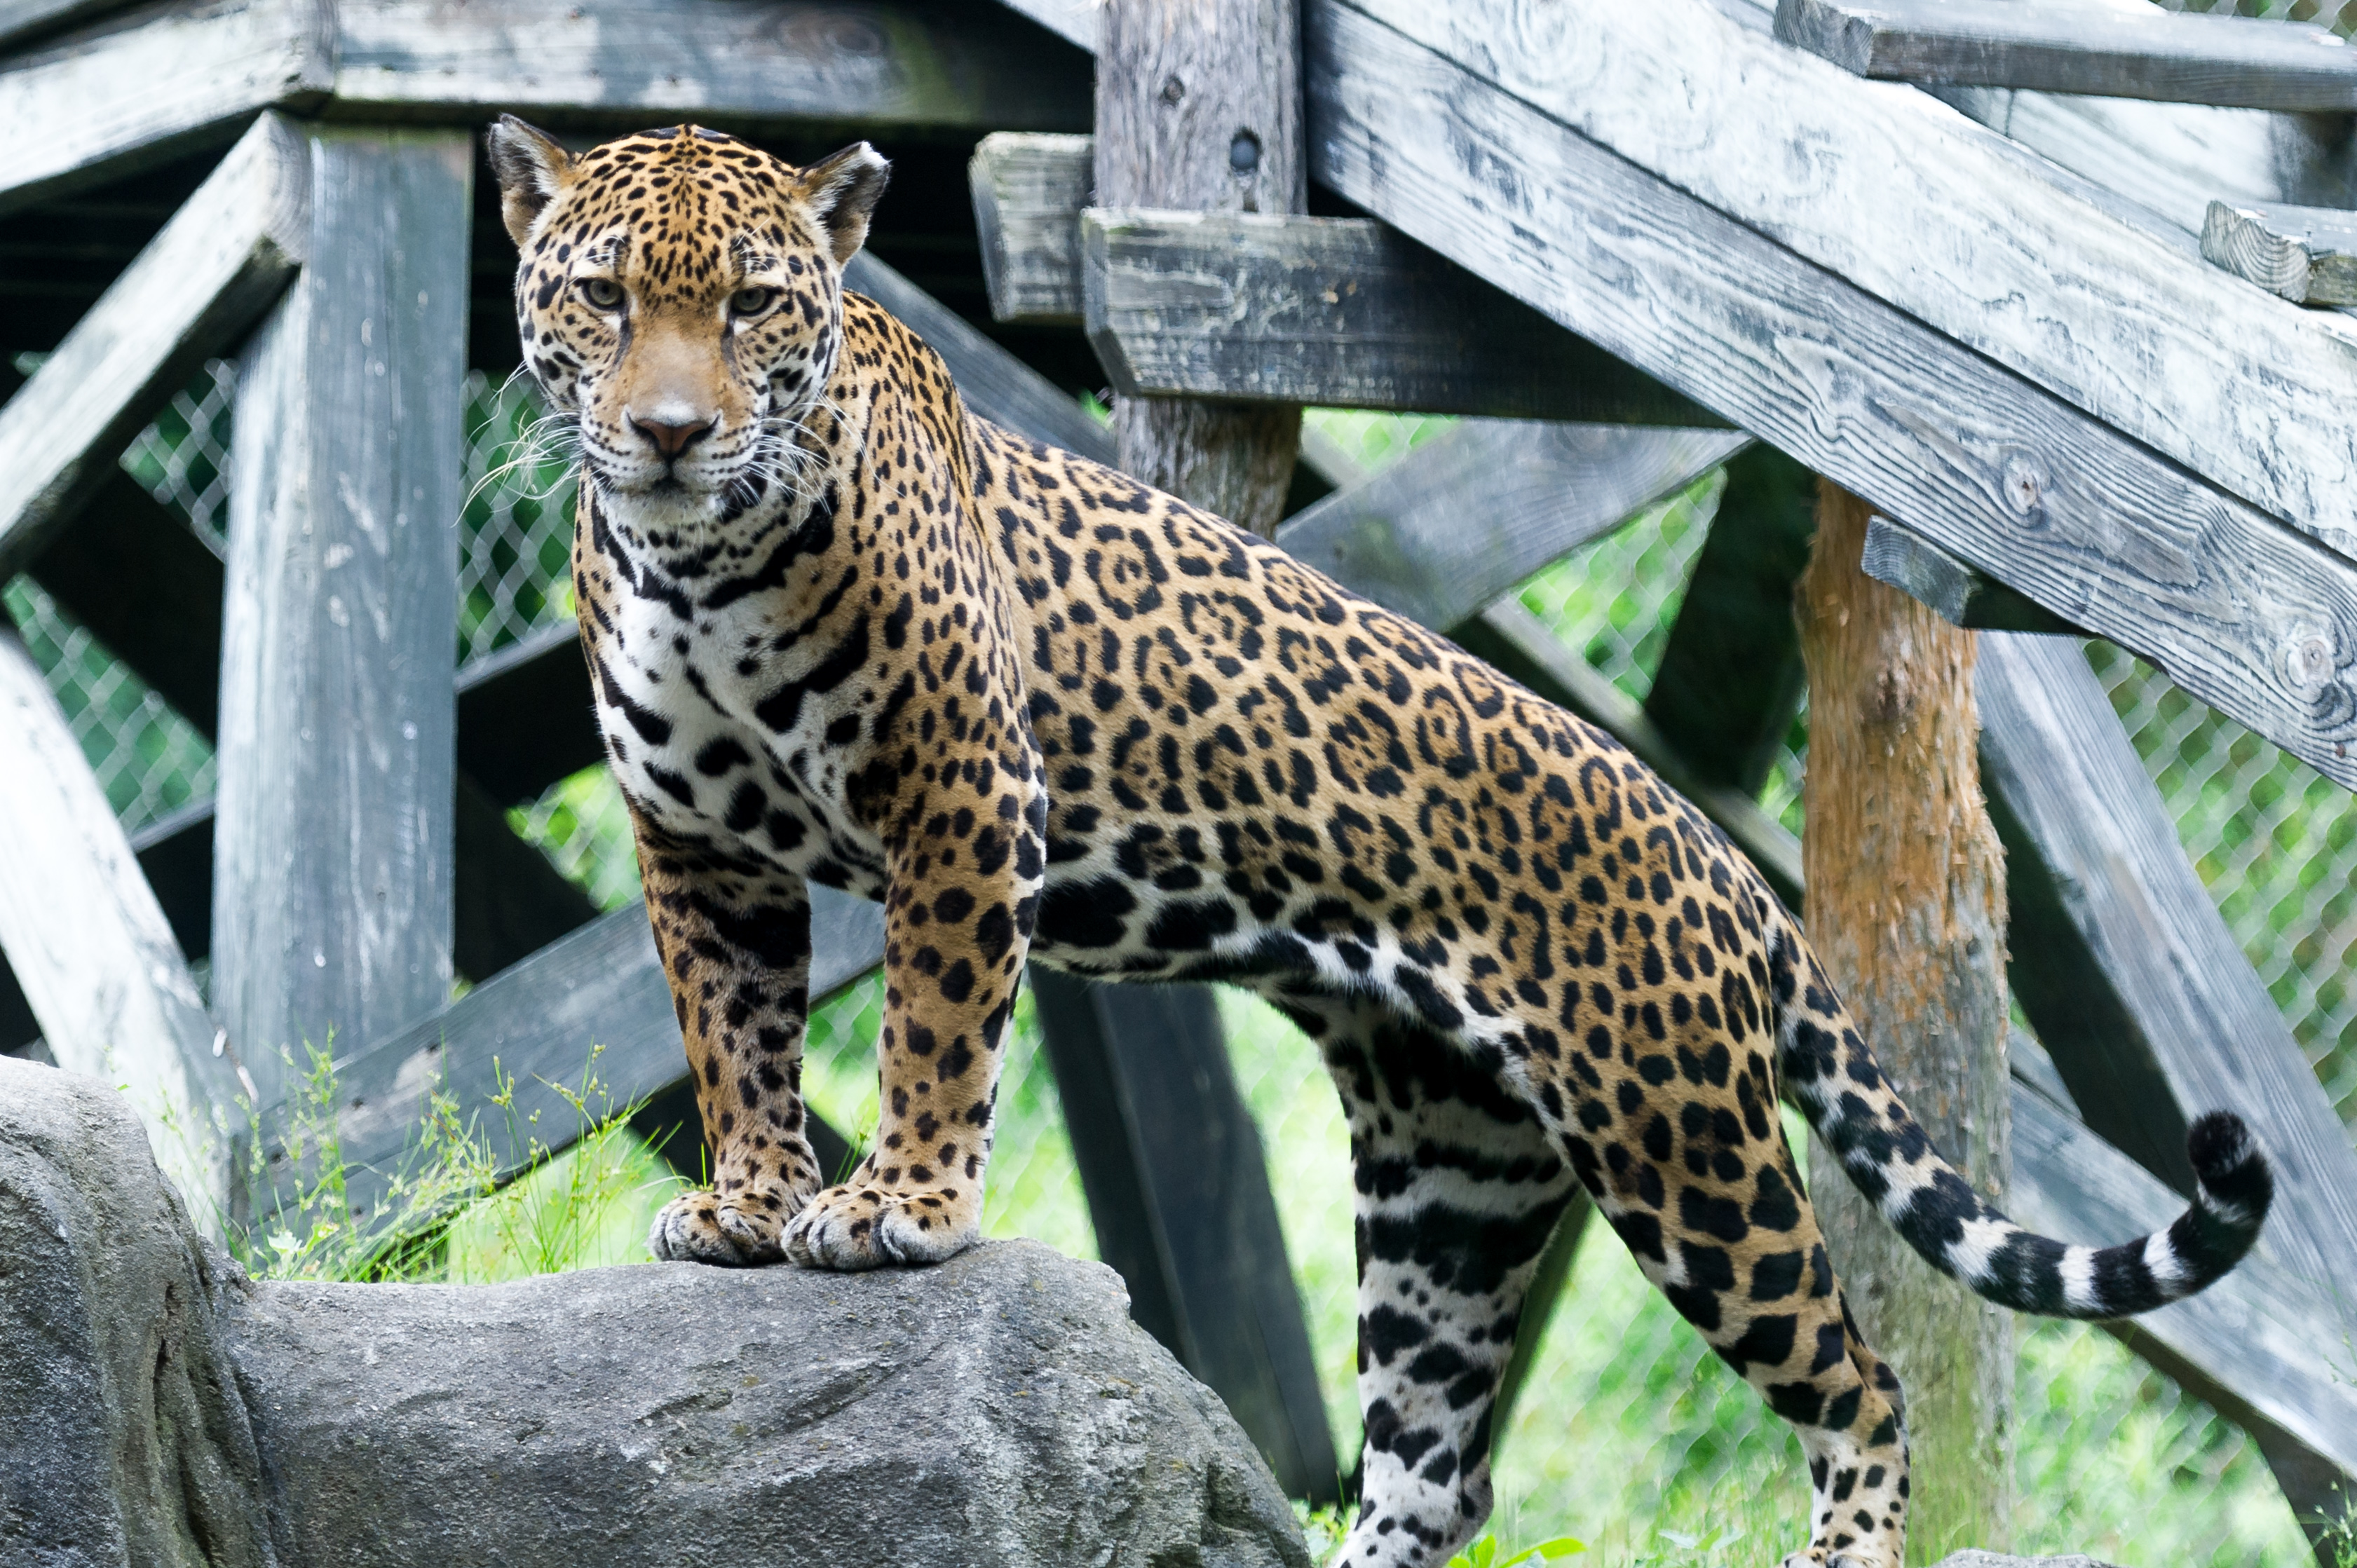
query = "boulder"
xmin=0 ymin=1058 xmax=1308 ymax=1568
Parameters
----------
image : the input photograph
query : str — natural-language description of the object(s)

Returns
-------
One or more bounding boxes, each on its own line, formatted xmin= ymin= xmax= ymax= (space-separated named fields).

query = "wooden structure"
xmin=4 ymin=0 xmax=2357 ymax=1551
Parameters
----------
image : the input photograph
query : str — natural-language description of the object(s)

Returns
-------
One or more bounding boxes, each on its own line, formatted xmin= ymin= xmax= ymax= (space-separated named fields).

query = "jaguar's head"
xmin=487 ymin=116 xmax=889 ymax=521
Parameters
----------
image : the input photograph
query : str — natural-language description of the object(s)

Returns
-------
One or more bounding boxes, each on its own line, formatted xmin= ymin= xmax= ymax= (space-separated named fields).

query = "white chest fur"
xmin=592 ymin=544 xmax=887 ymax=896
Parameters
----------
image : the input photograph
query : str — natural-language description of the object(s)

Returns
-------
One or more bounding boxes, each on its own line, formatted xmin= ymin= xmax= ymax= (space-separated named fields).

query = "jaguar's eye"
xmin=578 ymin=278 xmax=625 ymax=311
xmin=729 ymin=285 xmax=777 ymax=317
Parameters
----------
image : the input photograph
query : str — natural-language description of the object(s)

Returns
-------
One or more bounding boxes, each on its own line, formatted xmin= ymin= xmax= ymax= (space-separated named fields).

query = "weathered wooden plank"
xmin=2009 ymin=1072 xmax=2357 ymax=1546
xmin=991 ymin=0 xmax=1096 ymax=52
xmin=1641 ymin=446 xmax=1814 ymax=796
xmin=452 ymin=623 xmax=604 ymax=807
xmin=2203 ymin=198 xmax=2357 ymax=306
xmin=0 ymin=113 xmax=306 ymax=578
xmin=1859 ymin=514 xmax=2086 ymax=634
xmin=0 ymin=0 xmax=329 ymax=218
xmin=1337 ymin=0 xmax=2357 ymax=562
xmin=1307 ymin=2 xmax=2357 ymax=789
xmin=329 ymin=0 xmax=1089 ymax=133
xmin=1082 ymin=207 xmax=1731 ymax=425
xmin=248 ymin=887 xmax=884 ymax=1232
xmin=0 ymin=627 xmax=239 ymax=1228
xmin=844 ymin=251 xmax=1115 ymax=467
xmin=1777 ymin=0 xmax=2357 ymax=111
xmin=211 ymin=128 xmax=470 ymax=1108
xmin=1273 ymin=419 xmax=1747 ymax=633
xmin=970 ymin=131 xmax=1094 ymax=325
xmin=1978 ymin=631 xmax=2357 ymax=1342
xmin=0 ymin=0 xmax=140 ymax=51
xmin=1450 ymin=601 xmax=1807 ymax=908
xmin=1029 ymin=969 xmax=1340 ymax=1502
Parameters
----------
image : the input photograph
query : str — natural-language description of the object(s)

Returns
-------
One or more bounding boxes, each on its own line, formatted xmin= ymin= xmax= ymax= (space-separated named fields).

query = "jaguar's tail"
xmin=1768 ymin=923 xmax=2271 ymax=1318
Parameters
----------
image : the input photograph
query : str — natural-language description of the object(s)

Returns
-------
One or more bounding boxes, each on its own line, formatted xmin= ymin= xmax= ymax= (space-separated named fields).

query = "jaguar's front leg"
xmin=783 ymin=756 xmax=1045 ymax=1270
xmin=637 ymin=815 xmax=825 ymax=1267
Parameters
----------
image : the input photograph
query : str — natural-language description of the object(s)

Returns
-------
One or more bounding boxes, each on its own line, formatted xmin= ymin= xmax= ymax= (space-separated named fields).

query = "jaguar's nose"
xmin=630 ymin=411 xmax=715 ymax=459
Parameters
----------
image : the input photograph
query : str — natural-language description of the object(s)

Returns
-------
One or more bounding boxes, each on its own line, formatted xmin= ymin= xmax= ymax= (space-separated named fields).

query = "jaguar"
xmin=486 ymin=116 xmax=2272 ymax=1568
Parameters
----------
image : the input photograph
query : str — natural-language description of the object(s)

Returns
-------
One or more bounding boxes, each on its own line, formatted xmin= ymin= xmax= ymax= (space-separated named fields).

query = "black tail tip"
xmin=2187 ymin=1110 xmax=2273 ymax=1216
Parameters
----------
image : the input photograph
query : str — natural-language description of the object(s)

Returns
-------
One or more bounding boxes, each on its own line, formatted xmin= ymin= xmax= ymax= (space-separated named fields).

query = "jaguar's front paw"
xmin=648 ymin=1186 xmax=795 ymax=1266
xmin=780 ymin=1182 xmax=979 ymax=1270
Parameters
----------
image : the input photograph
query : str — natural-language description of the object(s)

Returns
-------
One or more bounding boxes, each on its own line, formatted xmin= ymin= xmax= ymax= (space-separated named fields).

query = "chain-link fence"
xmin=2161 ymin=0 xmax=2357 ymax=37
xmin=6 ymin=359 xmax=2339 ymax=1561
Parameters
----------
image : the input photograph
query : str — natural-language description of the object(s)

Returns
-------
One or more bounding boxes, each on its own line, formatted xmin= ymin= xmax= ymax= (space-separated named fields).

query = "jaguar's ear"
xmin=796 ymin=142 xmax=891 ymax=266
xmin=487 ymin=115 xmax=577 ymax=247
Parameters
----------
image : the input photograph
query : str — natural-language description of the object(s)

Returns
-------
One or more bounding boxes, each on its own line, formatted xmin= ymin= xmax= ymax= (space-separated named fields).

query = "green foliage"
xmin=234 ymin=1037 xmax=680 ymax=1286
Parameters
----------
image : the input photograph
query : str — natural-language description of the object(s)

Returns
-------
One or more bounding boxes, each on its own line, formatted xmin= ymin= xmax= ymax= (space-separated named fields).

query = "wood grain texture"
xmin=1274 ymin=419 xmax=1747 ymax=634
xmin=0 ymin=629 xmax=238 ymax=1229
xmin=0 ymin=0 xmax=330 ymax=217
xmin=1336 ymin=0 xmax=2357 ymax=559
xmin=845 ymin=250 xmax=1115 ymax=466
xmin=0 ymin=0 xmax=141 ymax=51
xmin=1978 ymin=631 xmax=2357 ymax=1347
xmin=1778 ymin=0 xmax=2357 ymax=110
xmin=970 ymin=131 xmax=1093 ymax=325
xmin=2010 ymin=1076 xmax=2357 ymax=1534
xmin=211 ymin=128 xmax=470 ymax=1108
xmin=1096 ymin=0 xmax=1303 ymax=538
xmin=991 ymin=0 xmax=1096 ymax=51
xmin=1307 ymin=3 xmax=2357 ymax=788
xmin=1859 ymin=515 xmax=2086 ymax=634
xmin=330 ymin=0 xmax=1089 ymax=132
xmin=2203 ymin=198 xmax=2357 ymax=306
xmin=1641 ymin=446 xmax=1814 ymax=797
xmin=1082 ymin=207 xmax=1728 ymax=425
xmin=1800 ymin=484 xmax=2014 ymax=1554
xmin=1029 ymin=969 xmax=1340 ymax=1501
xmin=0 ymin=113 xmax=306 ymax=580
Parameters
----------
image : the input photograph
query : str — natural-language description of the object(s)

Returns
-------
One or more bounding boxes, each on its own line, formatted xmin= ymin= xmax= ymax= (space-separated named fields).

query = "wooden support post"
xmin=212 ymin=126 xmax=471 ymax=1107
xmin=1642 ymin=446 xmax=1816 ymax=798
xmin=0 ymin=627 xmax=238 ymax=1228
xmin=1095 ymin=0 xmax=1303 ymax=538
xmin=1795 ymin=483 xmax=2013 ymax=1557
xmin=1029 ymin=969 xmax=1340 ymax=1501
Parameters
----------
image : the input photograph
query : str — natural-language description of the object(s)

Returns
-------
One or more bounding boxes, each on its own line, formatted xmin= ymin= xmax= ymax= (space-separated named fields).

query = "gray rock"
xmin=1 ymin=1058 xmax=1307 ymax=1568
xmin=0 ymin=1056 xmax=271 ymax=1568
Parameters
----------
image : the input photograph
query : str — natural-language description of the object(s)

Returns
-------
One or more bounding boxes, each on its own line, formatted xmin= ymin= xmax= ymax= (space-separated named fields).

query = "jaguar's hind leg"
xmin=1578 ymin=1070 xmax=1909 ymax=1568
xmin=1281 ymin=993 xmax=1580 ymax=1568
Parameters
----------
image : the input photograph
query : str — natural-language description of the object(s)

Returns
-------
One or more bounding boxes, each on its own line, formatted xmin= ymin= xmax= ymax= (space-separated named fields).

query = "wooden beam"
xmin=1028 ymin=970 xmax=1341 ymax=1502
xmin=1777 ymin=0 xmax=2357 ymax=111
xmin=1337 ymin=0 xmax=2357 ymax=564
xmin=210 ymin=127 xmax=470 ymax=1107
xmin=1306 ymin=1 xmax=2357 ymax=789
xmin=1273 ymin=419 xmax=1747 ymax=634
xmin=1641 ymin=446 xmax=1815 ymax=796
xmin=0 ymin=0 xmax=1089 ymax=219
xmin=1977 ymin=632 xmax=2357 ymax=1348
xmin=1859 ymin=514 xmax=2086 ymax=635
xmin=0 ymin=0 xmax=329 ymax=219
xmin=1082 ymin=207 xmax=1731 ymax=425
xmin=0 ymin=112 xmax=306 ymax=577
xmin=327 ymin=0 xmax=1089 ymax=134
xmin=0 ymin=0 xmax=140 ymax=52
xmin=2009 ymin=1070 xmax=2357 ymax=1555
xmin=0 ymin=627 xmax=239 ymax=1228
xmin=2203 ymin=198 xmax=2357 ymax=307
xmin=970 ymin=132 xmax=1094 ymax=325
xmin=991 ymin=0 xmax=1096 ymax=52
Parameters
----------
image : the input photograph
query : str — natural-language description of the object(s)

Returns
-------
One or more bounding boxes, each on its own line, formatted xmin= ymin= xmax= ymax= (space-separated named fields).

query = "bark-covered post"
xmin=1094 ymin=0 xmax=1302 ymax=536
xmin=1795 ymin=483 xmax=2013 ymax=1558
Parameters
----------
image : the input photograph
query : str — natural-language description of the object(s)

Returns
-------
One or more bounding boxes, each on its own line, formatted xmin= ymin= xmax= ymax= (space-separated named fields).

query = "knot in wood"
xmin=1160 ymin=74 xmax=1186 ymax=105
xmin=2001 ymin=451 xmax=2047 ymax=524
xmin=1869 ymin=664 xmax=1915 ymax=726
xmin=2281 ymin=629 xmax=2337 ymax=691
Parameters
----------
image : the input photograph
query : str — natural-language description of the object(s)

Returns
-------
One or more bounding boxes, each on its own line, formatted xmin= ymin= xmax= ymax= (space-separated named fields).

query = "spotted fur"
xmin=488 ymin=117 xmax=2274 ymax=1568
